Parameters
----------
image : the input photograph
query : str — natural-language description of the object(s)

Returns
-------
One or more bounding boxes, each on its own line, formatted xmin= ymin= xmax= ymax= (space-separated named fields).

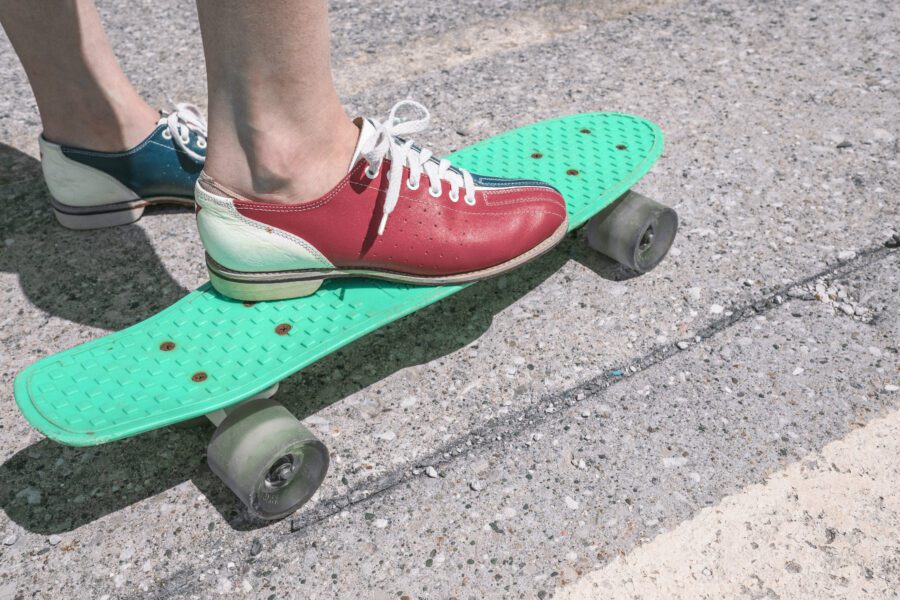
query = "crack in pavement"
xmin=287 ymin=238 xmax=899 ymax=535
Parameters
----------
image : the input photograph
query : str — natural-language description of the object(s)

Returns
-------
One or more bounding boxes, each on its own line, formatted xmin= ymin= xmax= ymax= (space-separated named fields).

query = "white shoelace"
xmin=361 ymin=100 xmax=475 ymax=235
xmin=160 ymin=103 xmax=208 ymax=162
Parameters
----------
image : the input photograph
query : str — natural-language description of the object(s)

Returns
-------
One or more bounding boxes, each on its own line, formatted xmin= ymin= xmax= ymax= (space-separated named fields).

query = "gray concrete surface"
xmin=0 ymin=0 xmax=898 ymax=597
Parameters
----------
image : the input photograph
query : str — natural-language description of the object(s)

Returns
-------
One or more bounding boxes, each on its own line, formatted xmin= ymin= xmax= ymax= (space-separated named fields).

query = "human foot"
xmin=195 ymin=100 xmax=568 ymax=301
xmin=40 ymin=104 xmax=207 ymax=229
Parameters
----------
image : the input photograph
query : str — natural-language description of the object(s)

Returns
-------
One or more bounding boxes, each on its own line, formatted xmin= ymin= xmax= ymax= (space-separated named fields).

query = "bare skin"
xmin=0 ymin=0 xmax=358 ymax=203
xmin=195 ymin=0 xmax=359 ymax=203
xmin=0 ymin=0 xmax=159 ymax=151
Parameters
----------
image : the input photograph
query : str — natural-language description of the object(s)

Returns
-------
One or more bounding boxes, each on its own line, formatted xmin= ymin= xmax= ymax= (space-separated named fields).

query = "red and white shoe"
xmin=195 ymin=101 xmax=568 ymax=301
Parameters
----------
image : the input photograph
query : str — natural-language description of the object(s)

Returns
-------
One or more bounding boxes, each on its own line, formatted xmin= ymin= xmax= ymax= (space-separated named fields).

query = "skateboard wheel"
xmin=585 ymin=191 xmax=678 ymax=273
xmin=207 ymin=399 xmax=329 ymax=520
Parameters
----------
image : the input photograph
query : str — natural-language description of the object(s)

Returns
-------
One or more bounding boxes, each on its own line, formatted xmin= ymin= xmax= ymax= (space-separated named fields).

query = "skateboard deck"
xmin=15 ymin=113 xmax=663 ymax=446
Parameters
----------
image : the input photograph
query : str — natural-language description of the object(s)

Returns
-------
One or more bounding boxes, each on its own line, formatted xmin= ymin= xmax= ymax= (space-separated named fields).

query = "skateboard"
xmin=14 ymin=113 xmax=677 ymax=519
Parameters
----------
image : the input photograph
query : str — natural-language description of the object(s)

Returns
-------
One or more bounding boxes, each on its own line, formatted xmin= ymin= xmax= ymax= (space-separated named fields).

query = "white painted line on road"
xmin=558 ymin=407 xmax=900 ymax=599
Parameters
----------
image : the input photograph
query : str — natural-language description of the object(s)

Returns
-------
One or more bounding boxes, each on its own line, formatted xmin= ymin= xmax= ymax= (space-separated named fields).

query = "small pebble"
xmin=47 ymin=535 xmax=61 ymax=546
xmin=373 ymin=518 xmax=388 ymax=529
xmin=469 ymin=480 xmax=485 ymax=492
xmin=3 ymin=534 xmax=17 ymax=546
xmin=885 ymin=384 xmax=899 ymax=392
xmin=836 ymin=141 xmax=853 ymax=149
xmin=425 ymin=466 xmax=439 ymax=478
xmin=563 ymin=496 xmax=579 ymax=510
xmin=837 ymin=250 xmax=857 ymax=261
xmin=709 ymin=304 xmax=724 ymax=315
xmin=676 ymin=341 xmax=690 ymax=350
xmin=249 ymin=538 xmax=263 ymax=557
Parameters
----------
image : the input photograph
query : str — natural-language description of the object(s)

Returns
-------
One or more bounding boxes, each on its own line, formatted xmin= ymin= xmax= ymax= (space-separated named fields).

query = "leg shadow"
xmin=0 ymin=143 xmax=189 ymax=330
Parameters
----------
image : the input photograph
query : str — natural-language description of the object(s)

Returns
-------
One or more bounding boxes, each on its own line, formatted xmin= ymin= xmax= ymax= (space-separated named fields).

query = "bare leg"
xmin=0 ymin=0 xmax=159 ymax=151
xmin=196 ymin=0 xmax=358 ymax=203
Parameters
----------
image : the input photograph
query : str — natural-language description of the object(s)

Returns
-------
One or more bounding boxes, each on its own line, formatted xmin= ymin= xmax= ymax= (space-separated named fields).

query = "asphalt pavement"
xmin=0 ymin=0 xmax=897 ymax=597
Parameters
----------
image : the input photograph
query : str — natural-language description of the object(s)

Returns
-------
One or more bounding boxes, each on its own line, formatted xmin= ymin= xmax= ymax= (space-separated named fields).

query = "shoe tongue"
xmin=347 ymin=118 xmax=379 ymax=172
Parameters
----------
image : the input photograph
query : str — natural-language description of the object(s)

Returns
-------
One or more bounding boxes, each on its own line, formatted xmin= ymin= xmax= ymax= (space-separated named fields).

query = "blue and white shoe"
xmin=38 ymin=103 xmax=207 ymax=229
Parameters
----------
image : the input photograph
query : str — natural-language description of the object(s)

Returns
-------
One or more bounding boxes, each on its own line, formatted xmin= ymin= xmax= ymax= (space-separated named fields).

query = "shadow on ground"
xmin=0 ymin=139 xmax=640 ymax=532
xmin=0 ymin=143 xmax=189 ymax=331
xmin=0 ymin=227 xmax=635 ymax=533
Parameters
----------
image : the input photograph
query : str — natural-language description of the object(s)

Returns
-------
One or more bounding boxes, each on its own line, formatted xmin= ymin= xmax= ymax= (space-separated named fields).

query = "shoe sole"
xmin=50 ymin=196 xmax=193 ymax=230
xmin=206 ymin=219 xmax=569 ymax=301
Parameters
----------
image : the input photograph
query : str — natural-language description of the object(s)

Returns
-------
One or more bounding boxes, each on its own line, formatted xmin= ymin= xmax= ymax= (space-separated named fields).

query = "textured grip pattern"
xmin=14 ymin=113 xmax=662 ymax=445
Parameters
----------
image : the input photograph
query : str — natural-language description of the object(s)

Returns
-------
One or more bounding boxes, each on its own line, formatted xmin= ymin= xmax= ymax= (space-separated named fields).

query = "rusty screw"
xmin=566 ymin=169 xmax=580 ymax=176
xmin=191 ymin=371 xmax=208 ymax=383
xmin=580 ymin=128 xmax=591 ymax=134
xmin=616 ymin=144 xmax=627 ymax=151
xmin=275 ymin=323 xmax=292 ymax=336
xmin=531 ymin=152 xmax=543 ymax=159
xmin=243 ymin=301 xmax=255 ymax=307
xmin=159 ymin=341 xmax=176 ymax=351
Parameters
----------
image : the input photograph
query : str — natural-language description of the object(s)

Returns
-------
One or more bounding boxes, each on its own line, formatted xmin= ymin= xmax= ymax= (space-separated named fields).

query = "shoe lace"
xmin=361 ymin=100 xmax=475 ymax=235
xmin=161 ymin=103 xmax=208 ymax=162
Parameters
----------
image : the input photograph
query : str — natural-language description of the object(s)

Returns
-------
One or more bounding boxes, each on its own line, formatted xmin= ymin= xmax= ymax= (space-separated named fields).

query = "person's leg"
xmin=193 ymin=0 xmax=567 ymax=301
xmin=0 ymin=0 xmax=159 ymax=151
xmin=195 ymin=0 xmax=359 ymax=204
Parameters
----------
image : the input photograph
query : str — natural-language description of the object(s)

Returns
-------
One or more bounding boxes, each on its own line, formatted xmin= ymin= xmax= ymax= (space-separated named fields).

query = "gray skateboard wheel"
xmin=207 ymin=399 xmax=329 ymax=520
xmin=585 ymin=191 xmax=678 ymax=273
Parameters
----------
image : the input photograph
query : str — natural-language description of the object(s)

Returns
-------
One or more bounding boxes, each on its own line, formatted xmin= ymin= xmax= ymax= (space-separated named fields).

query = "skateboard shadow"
xmin=0 ymin=193 xmax=651 ymax=532
xmin=568 ymin=229 xmax=645 ymax=282
xmin=0 ymin=143 xmax=189 ymax=331
xmin=0 ymin=234 xmax=573 ymax=532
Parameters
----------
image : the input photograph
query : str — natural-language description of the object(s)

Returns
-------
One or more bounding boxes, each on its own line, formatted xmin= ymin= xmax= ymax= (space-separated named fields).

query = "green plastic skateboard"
xmin=14 ymin=113 xmax=676 ymax=519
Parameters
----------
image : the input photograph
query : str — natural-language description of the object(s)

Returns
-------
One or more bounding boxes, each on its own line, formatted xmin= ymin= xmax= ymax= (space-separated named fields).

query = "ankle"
xmin=203 ymin=116 xmax=359 ymax=204
xmin=39 ymin=85 xmax=159 ymax=152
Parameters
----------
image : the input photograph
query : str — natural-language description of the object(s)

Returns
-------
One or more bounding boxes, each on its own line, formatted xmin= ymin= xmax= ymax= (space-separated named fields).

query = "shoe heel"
xmin=52 ymin=205 xmax=144 ymax=230
xmin=208 ymin=269 xmax=323 ymax=302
